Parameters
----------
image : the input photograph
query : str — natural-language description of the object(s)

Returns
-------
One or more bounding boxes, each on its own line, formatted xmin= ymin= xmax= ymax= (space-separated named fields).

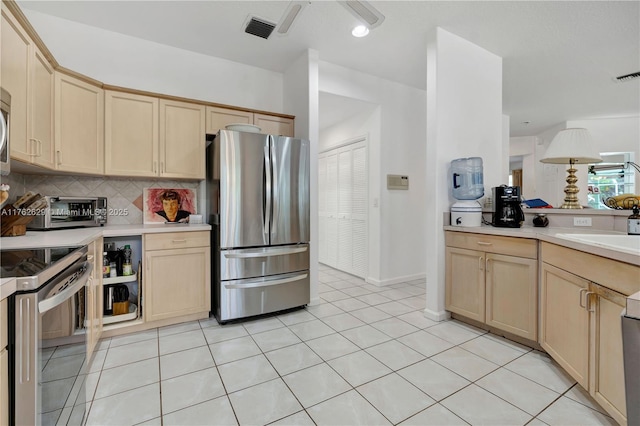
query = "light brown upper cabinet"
xmin=206 ymin=106 xmax=294 ymax=137
xmin=159 ymin=99 xmax=205 ymax=179
xmin=205 ymin=106 xmax=253 ymax=134
xmin=105 ymin=91 xmax=159 ymax=177
xmin=254 ymin=113 xmax=294 ymax=136
xmin=106 ymin=92 xmax=205 ymax=179
xmin=1 ymin=5 xmax=54 ymax=167
xmin=54 ymin=72 xmax=104 ymax=174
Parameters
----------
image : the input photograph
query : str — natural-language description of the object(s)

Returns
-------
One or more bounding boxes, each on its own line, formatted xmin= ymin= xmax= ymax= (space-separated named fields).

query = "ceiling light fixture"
xmin=352 ymin=25 xmax=369 ymax=37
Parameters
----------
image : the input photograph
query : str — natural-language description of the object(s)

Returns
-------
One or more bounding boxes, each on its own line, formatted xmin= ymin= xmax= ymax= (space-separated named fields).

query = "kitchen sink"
xmin=554 ymin=233 xmax=640 ymax=255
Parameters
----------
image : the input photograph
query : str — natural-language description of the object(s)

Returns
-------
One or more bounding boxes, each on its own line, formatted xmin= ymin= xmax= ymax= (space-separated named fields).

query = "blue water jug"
xmin=451 ymin=157 xmax=484 ymax=200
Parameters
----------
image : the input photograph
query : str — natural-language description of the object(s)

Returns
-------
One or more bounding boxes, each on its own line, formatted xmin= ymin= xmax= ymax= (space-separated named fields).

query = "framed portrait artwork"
xmin=143 ymin=188 xmax=197 ymax=224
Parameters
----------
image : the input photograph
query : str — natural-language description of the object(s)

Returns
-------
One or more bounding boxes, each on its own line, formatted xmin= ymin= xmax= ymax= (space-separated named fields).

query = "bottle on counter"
xmin=122 ymin=244 xmax=133 ymax=276
xmin=103 ymin=252 xmax=110 ymax=278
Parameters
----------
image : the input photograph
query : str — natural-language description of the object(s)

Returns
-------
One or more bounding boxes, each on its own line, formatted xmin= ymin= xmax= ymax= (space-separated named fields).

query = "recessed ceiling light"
xmin=352 ymin=25 xmax=369 ymax=37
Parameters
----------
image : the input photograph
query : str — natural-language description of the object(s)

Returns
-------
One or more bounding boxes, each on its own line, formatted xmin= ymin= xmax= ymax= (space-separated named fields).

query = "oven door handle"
xmin=51 ymin=196 xmax=98 ymax=202
xmin=38 ymin=262 xmax=93 ymax=314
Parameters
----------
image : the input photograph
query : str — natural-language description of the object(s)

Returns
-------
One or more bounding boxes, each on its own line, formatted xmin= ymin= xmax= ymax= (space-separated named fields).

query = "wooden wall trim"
xmin=102 ymin=84 xmax=295 ymax=119
xmin=2 ymin=0 xmax=295 ymax=121
xmin=2 ymin=0 xmax=59 ymax=68
xmin=56 ymin=66 xmax=105 ymax=87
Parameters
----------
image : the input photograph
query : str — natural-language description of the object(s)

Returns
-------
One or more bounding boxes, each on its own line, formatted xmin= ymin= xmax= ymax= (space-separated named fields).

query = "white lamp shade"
xmin=540 ymin=128 xmax=603 ymax=164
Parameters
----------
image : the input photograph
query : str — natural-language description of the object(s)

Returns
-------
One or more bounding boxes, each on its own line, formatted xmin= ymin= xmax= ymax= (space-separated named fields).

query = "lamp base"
xmin=559 ymin=165 xmax=583 ymax=209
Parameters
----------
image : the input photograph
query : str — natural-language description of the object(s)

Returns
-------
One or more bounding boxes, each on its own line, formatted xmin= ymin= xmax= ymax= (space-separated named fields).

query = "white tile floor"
xmin=79 ymin=265 xmax=618 ymax=425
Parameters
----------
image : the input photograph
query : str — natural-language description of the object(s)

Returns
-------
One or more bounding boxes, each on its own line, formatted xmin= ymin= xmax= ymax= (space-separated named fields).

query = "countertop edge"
xmin=444 ymin=225 xmax=640 ymax=267
xmin=0 ymin=224 xmax=212 ymax=299
xmin=0 ymin=224 xmax=212 ymax=250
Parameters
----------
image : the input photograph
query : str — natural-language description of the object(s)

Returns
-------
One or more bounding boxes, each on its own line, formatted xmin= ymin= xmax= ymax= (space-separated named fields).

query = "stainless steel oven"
xmin=2 ymin=246 xmax=92 ymax=425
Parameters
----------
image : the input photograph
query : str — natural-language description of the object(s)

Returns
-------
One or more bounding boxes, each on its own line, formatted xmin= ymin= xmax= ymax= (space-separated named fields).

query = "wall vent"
xmin=615 ymin=71 xmax=640 ymax=82
xmin=245 ymin=16 xmax=276 ymax=39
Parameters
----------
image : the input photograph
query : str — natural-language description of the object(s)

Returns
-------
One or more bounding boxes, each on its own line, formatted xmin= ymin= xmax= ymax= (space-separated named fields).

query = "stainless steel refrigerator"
xmin=206 ymin=130 xmax=310 ymax=323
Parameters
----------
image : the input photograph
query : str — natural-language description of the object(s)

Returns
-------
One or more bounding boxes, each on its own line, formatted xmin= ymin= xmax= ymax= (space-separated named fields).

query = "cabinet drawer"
xmin=446 ymin=232 xmax=537 ymax=259
xmin=145 ymin=231 xmax=210 ymax=250
xmin=0 ymin=298 xmax=6 ymax=349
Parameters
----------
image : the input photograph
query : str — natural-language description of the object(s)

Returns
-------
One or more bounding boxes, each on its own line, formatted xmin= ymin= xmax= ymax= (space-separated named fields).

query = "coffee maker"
xmin=492 ymin=186 xmax=525 ymax=228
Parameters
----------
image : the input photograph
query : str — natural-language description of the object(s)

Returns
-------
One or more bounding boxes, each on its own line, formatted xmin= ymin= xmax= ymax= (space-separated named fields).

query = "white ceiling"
xmin=18 ymin=1 xmax=640 ymax=136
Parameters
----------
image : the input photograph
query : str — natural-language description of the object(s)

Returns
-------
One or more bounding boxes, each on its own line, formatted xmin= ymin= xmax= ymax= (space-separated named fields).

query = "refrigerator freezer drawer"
xmin=217 ymin=271 xmax=310 ymax=322
xmin=220 ymin=244 xmax=309 ymax=281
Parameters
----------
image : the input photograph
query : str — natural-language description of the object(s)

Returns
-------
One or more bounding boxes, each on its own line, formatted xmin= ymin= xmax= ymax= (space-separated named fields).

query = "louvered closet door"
xmin=318 ymin=154 xmax=328 ymax=264
xmin=337 ymin=148 xmax=353 ymax=272
xmin=318 ymin=140 xmax=368 ymax=278
xmin=351 ymin=142 xmax=367 ymax=277
xmin=325 ymin=152 xmax=339 ymax=268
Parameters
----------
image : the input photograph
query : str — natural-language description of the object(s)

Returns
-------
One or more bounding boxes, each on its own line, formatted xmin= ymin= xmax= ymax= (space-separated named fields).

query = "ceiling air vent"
xmin=245 ymin=16 xmax=276 ymax=39
xmin=615 ymin=71 xmax=640 ymax=82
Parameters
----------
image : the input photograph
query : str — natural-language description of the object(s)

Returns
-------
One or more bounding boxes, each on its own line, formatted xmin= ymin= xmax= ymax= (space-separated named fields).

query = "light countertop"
xmin=0 ymin=223 xmax=211 ymax=250
xmin=444 ymin=225 xmax=640 ymax=267
xmin=0 ymin=224 xmax=211 ymax=299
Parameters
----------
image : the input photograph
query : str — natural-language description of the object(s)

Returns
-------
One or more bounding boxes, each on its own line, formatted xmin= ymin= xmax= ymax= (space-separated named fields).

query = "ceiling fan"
xmin=244 ymin=0 xmax=385 ymax=39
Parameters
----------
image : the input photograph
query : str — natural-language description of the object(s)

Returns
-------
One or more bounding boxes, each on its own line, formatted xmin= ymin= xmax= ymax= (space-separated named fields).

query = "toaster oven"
xmin=27 ymin=196 xmax=107 ymax=229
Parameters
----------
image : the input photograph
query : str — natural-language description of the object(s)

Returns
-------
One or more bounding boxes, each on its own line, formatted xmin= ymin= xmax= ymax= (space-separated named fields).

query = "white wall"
xmin=23 ymin=9 xmax=284 ymax=112
xmin=510 ymin=136 xmax=538 ymax=199
xmin=283 ymin=49 xmax=320 ymax=304
xmin=425 ymin=27 xmax=503 ymax=321
xmin=319 ymin=61 xmax=427 ymax=285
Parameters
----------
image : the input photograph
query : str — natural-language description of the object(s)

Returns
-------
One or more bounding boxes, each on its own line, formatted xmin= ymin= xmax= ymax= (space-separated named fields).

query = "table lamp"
xmin=540 ymin=128 xmax=602 ymax=209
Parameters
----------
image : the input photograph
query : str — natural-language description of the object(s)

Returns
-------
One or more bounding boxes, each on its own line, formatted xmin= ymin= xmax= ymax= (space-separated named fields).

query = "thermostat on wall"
xmin=387 ymin=174 xmax=409 ymax=190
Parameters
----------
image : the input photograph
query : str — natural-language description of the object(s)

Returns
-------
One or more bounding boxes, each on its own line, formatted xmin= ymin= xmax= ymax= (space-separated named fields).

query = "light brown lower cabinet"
xmin=540 ymin=241 xmax=633 ymax=426
xmin=86 ymin=237 xmax=103 ymax=359
xmin=445 ymin=232 xmax=538 ymax=341
xmin=144 ymin=232 xmax=211 ymax=322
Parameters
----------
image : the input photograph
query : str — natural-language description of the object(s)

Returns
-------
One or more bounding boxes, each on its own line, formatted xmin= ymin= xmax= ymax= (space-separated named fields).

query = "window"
xmin=587 ymin=152 xmax=635 ymax=209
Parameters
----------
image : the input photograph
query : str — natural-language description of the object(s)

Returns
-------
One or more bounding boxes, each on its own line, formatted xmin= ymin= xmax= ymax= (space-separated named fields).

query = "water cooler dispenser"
xmin=450 ymin=157 xmax=484 ymax=227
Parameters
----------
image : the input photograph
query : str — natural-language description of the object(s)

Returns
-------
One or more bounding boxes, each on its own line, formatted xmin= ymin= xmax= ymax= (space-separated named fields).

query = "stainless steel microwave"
xmin=0 ymin=87 xmax=10 ymax=176
xmin=27 ymin=196 xmax=108 ymax=230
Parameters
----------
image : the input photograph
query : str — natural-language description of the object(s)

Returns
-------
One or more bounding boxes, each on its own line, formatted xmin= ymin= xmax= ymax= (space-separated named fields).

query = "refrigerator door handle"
xmin=224 ymin=273 xmax=308 ymax=289
xmin=264 ymin=143 xmax=271 ymax=237
xmin=270 ymin=139 xmax=278 ymax=237
xmin=224 ymin=246 xmax=308 ymax=259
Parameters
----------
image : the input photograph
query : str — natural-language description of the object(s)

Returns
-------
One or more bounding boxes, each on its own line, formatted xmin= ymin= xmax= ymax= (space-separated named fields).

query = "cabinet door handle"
xmin=153 ymin=161 xmax=157 ymax=173
xmin=56 ymin=150 xmax=62 ymax=165
xmin=579 ymin=288 xmax=588 ymax=308
xmin=585 ymin=291 xmax=595 ymax=312
xmin=479 ymin=256 xmax=484 ymax=271
xmin=171 ymin=239 xmax=187 ymax=243
xmin=161 ymin=162 xmax=165 ymax=173
xmin=477 ymin=241 xmax=492 ymax=246
xmin=28 ymin=138 xmax=37 ymax=157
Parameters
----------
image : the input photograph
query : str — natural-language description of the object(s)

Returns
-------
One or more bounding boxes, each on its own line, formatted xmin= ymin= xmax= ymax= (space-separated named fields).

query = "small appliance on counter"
xmin=27 ymin=196 xmax=107 ymax=230
xmin=450 ymin=157 xmax=484 ymax=227
xmin=492 ymin=185 xmax=525 ymax=228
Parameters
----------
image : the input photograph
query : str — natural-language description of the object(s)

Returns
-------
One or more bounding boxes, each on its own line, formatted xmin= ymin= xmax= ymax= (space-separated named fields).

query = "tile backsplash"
xmin=2 ymin=173 xmax=200 ymax=225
